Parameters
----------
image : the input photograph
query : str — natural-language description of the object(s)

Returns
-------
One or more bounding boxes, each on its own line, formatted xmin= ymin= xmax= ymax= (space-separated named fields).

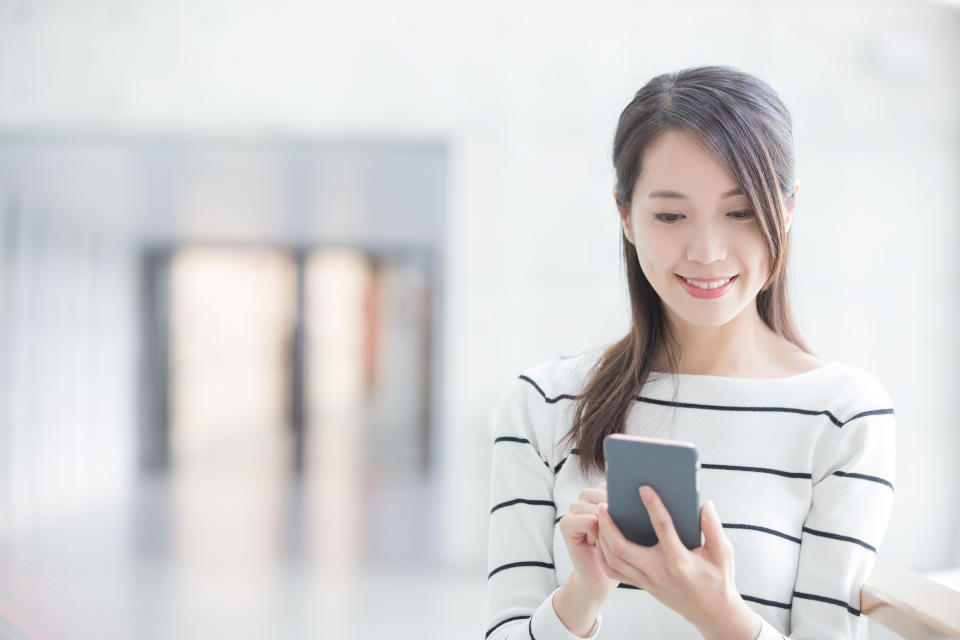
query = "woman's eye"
xmin=654 ymin=211 xmax=753 ymax=224
xmin=654 ymin=213 xmax=682 ymax=223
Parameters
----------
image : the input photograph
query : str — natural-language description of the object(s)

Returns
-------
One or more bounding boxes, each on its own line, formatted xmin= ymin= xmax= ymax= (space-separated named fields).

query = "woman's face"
xmin=617 ymin=129 xmax=793 ymax=329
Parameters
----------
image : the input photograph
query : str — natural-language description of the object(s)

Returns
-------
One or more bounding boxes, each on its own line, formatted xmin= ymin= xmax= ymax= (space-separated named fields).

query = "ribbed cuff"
xmin=529 ymin=585 xmax=602 ymax=639
xmin=754 ymin=615 xmax=786 ymax=640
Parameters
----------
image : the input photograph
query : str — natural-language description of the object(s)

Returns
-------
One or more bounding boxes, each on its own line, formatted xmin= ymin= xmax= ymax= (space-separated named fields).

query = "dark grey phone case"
xmin=602 ymin=434 xmax=702 ymax=549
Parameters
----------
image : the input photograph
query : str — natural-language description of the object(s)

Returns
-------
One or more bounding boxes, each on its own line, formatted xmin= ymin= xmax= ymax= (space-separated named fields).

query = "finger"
xmin=567 ymin=502 xmax=598 ymax=516
xmin=598 ymin=502 xmax=656 ymax=568
xmin=595 ymin=538 xmax=629 ymax=584
xmin=587 ymin=519 xmax=599 ymax=546
xmin=701 ymin=500 xmax=732 ymax=558
xmin=597 ymin=520 xmax=650 ymax=590
xmin=560 ymin=515 xmax=600 ymax=551
xmin=560 ymin=513 xmax=599 ymax=543
xmin=596 ymin=523 xmax=622 ymax=574
xmin=638 ymin=485 xmax=685 ymax=554
xmin=577 ymin=488 xmax=607 ymax=504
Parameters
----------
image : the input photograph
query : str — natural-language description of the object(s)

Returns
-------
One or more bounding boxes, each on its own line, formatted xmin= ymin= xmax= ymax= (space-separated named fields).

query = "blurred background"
xmin=0 ymin=0 xmax=958 ymax=638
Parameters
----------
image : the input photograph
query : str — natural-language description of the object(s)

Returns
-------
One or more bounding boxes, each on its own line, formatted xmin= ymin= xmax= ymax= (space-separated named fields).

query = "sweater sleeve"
xmin=757 ymin=397 xmax=896 ymax=640
xmin=484 ymin=376 xmax=602 ymax=640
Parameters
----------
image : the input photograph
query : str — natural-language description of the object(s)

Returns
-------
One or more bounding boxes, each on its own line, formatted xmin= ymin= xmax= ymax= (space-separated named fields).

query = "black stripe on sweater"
xmin=485 ymin=615 xmax=528 ymax=639
xmin=488 ymin=560 xmax=554 ymax=580
xmin=614 ymin=585 xmax=854 ymax=616
xmin=802 ymin=526 xmax=876 ymax=553
xmin=636 ymin=395 xmax=853 ymax=427
xmin=493 ymin=436 xmax=552 ymax=472
xmin=548 ymin=452 xmax=892 ymax=492
xmin=640 ymin=399 xmax=893 ymax=430
xmin=520 ymin=448 xmax=893 ymax=491
xmin=700 ymin=464 xmax=893 ymax=491
xmin=833 ymin=470 xmax=895 ymax=491
xmin=490 ymin=498 xmax=555 ymax=514
xmin=793 ymin=590 xmax=861 ymax=616
xmin=742 ymin=593 xmax=792 ymax=609
xmin=722 ymin=523 xmax=802 ymax=544
xmin=726 ymin=523 xmax=876 ymax=553
xmin=614 ymin=584 xmax=801 ymax=616
xmin=553 ymin=449 xmax=580 ymax=474
xmin=518 ymin=375 xmax=579 ymax=404
xmin=551 ymin=515 xmax=874 ymax=552
xmin=701 ymin=463 xmax=811 ymax=479
xmin=517 ymin=375 xmax=895 ymax=428
xmin=556 ymin=513 xmax=795 ymax=538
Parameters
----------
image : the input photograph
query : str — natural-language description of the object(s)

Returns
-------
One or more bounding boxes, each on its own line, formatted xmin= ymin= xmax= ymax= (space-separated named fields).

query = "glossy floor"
xmin=0 ymin=428 xmax=927 ymax=640
xmin=0 ymin=431 xmax=486 ymax=639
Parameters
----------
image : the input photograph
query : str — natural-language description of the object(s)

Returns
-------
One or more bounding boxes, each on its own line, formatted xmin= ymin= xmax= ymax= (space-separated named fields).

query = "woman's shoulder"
xmin=767 ymin=339 xmax=894 ymax=416
xmin=517 ymin=344 xmax=607 ymax=401
xmin=806 ymin=360 xmax=896 ymax=417
xmin=490 ymin=346 xmax=606 ymax=463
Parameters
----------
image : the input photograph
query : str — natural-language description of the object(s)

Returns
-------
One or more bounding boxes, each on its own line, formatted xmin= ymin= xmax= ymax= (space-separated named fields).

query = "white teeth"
xmin=682 ymin=276 xmax=732 ymax=290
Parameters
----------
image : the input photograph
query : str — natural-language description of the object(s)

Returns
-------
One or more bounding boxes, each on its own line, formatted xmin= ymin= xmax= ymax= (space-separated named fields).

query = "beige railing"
xmin=861 ymin=558 xmax=960 ymax=639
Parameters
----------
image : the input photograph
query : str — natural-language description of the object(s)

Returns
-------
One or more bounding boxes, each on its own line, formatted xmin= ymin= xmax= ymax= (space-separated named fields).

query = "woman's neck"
xmin=652 ymin=304 xmax=791 ymax=377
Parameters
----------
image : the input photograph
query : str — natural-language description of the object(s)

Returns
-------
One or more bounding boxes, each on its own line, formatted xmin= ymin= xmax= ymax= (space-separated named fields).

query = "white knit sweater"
xmin=485 ymin=347 xmax=896 ymax=640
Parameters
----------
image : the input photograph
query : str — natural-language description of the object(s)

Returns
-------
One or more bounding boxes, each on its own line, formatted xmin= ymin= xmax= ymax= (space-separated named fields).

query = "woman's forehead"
xmin=635 ymin=132 xmax=740 ymax=200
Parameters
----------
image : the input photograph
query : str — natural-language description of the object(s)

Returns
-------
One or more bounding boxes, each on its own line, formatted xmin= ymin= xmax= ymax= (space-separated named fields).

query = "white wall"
xmin=0 ymin=0 xmax=957 ymax=575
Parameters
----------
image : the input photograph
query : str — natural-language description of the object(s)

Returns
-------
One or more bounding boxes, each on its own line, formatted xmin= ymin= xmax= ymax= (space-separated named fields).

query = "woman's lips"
xmin=675 ymin=273 xmax=738 ymax=299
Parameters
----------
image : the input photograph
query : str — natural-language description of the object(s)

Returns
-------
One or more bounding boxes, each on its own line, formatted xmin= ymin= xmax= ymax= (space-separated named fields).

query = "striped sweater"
xmin=485 ymin=347 xmax=896 ymax=640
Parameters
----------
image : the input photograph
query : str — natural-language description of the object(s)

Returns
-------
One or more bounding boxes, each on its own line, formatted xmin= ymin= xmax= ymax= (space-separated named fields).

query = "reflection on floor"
xmin=0 ymin=430 xmax=486 ymax=639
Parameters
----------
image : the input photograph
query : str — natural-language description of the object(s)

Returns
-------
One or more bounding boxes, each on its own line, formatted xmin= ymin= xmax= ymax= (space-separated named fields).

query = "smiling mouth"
xmin=675 ymin=274 xmax=739 ymax=290
xmin=677 ymin=275 xmax=737 ymax=282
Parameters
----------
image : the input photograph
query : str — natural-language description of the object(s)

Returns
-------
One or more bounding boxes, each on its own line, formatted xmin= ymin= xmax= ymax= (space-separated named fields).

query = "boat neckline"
xmin=648 ymin=361 xmax=837 ymax=382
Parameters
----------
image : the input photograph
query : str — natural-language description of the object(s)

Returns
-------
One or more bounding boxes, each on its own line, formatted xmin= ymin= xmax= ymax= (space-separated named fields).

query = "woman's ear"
xmin=614 ymin=188 xmax=636 ymax=245
xmin=784 ymin=180 xmax=799 ymax=234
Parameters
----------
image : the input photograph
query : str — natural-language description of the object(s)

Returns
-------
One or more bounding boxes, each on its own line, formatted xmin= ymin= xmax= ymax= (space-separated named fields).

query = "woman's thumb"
xmin=702 ymin=500 xmax=722 ymax=541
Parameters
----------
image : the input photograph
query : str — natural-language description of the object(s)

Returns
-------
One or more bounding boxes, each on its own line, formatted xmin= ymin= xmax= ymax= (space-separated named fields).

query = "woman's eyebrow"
xmin=647 ymin=187 xmax=744 ymax=200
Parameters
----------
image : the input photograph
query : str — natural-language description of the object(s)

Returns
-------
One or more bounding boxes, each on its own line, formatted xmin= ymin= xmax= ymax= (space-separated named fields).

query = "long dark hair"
xmin=561 ymin=65 xmax=815 ymax=479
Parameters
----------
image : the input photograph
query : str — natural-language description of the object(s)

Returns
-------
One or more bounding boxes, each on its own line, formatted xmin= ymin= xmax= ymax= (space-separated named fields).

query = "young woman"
xmin=485 ymin=65 xmax=896 ymax=640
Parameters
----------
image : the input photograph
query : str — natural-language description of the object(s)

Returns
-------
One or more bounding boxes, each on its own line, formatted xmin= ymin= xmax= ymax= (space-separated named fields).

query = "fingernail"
xmin=639 ymin=485 xmax=651 ymax=500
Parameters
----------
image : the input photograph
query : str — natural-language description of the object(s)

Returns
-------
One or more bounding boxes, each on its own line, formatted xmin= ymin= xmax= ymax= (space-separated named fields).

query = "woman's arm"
xmin=756 ymin=397 xmax=896 ymax=639
xmin=552 ymin=570 xmax=604 ymax=637
xmin=485 ymin=375 xmax=603 ymax=640
xmin=695 ymin=592 xmax=763 ymax=640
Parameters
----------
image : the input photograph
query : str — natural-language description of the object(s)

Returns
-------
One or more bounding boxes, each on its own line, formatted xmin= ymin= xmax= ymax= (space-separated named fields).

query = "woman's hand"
xmin=595 ymin=486 xmax=761 ymax=638
xmin=557 ymin=480 xmax=620 ymax=604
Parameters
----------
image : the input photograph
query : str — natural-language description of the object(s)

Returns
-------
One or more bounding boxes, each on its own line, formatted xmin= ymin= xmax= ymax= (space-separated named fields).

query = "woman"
xmin=485 ymin=65 xmax=896 ymax=640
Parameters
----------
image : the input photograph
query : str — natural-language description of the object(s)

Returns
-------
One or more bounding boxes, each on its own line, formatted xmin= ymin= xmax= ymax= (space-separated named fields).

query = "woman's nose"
xmin=685 ymin=224 xmax=727 ymax=264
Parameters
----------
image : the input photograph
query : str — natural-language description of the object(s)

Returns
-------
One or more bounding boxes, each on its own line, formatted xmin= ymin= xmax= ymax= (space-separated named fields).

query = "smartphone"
xmin=602 ymin=434 xmax=702 ymax=549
